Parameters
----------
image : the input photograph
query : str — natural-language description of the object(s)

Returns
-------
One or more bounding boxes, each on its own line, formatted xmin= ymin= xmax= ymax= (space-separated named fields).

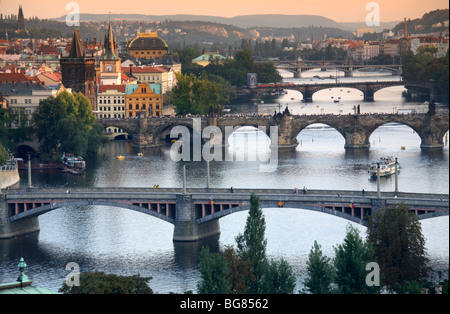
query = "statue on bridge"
xmin=427 ymin=101 xmax=436 ymax=116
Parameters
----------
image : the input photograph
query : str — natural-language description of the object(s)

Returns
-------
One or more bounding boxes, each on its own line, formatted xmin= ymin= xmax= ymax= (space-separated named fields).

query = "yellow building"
xmin=125 ymin=83 xmax=162 ymax=118
xmin=128 ymin=31 xmax=168 ymax=60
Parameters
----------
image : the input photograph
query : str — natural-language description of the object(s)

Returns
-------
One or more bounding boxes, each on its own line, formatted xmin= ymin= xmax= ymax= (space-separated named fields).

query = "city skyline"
xmin=0 ymin=0 xmax=448 ymax=23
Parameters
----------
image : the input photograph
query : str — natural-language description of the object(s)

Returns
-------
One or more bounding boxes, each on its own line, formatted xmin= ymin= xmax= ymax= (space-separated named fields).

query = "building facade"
xmin=0 ymin=82 xmax=69 ymax=127
xmin=122 ymin=65 xmax=175 ymax=93
xmin=96 ymin=84 xmax=126 ymax=119
xmin=125 ymin=83 xmax=162 ymax=118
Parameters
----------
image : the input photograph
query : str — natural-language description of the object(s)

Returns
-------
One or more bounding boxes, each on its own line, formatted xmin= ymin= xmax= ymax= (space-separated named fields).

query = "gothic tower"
xmin=99 ymin=20 xmax=122 ymax=85
xmin=60 ymin=29 xmax=96 ymax=108
xmin=17 ymin=5 xmax=25 ymax=30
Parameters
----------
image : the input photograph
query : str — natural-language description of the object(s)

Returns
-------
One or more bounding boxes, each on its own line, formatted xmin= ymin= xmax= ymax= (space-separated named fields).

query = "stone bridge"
xmin=247 ymin=81 xmax=438 ymax=102
xmin=97 ymin=113 xmax=449 ymax=150
xmin=273 ymin=61 xmax=402 ymax=78
xmin=1 ymin=187 xmax=448 ymax=241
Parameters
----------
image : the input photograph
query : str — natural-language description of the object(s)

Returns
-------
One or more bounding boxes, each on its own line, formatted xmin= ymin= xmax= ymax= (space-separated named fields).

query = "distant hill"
xmin=53 ymin=13 xmax=344 ymax=29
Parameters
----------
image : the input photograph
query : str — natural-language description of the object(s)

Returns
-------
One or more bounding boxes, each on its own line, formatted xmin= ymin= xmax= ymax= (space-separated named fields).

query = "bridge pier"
xmin=0 ymin=195 xmax=40 ymax=239
xmin=343 ymin=121 xmax=370 ymax=149
xmin=173 ymin=194 xmax=220 ymax=242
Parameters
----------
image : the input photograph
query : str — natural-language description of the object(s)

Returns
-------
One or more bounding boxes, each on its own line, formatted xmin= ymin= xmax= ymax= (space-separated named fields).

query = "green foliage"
xmin=197 ymin=193 xmax=296 ymax=294
xmin=235 ymin=193 xmax=268 ymax=294
xmin=303 ymin=240 xmax=335 ymax=294
xmin=333 ymin=224 xmax=378 ymax=294
xmin=261 ymin=258 xmax=296 ymax=294
xmin=171 ymin=73 xmax=224 ymax=116
xmin=0 ymin=144 xmax=8 ymax=166
xmin=367 ymin=203 xmax=429 ymax=290
xmin=402 ymin=50 xmax=449 ymax=103
xmin=222 ymin=246 xmax=254 ymax=294
xmin=32 ymin=91 xmax=104 ymax=158
xmin=59 ymin=271 xmax=153 ymax=294
xmin=197 ymin=246 xmax=231 ymax=294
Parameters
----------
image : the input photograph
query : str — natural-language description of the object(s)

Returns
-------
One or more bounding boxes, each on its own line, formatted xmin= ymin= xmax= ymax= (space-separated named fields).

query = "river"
xmin=0 ymin=70 xmax=448 ymax=293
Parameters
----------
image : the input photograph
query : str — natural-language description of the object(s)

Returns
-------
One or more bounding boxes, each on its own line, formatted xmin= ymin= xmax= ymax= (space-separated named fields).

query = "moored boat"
xmin=369 ymin=156 xmax=399 ymax=178
xmin=61 ymin=153 xmax=85 ymax=175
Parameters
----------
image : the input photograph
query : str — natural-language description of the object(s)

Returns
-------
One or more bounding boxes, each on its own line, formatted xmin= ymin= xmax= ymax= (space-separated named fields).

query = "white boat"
xmin=369 ymin=156 xmax=399 ymax=178
xmin=61 ymin=153 xmax=85 ymax=175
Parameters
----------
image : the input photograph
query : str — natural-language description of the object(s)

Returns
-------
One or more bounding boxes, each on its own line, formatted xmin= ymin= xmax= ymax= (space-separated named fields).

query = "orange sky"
xmin=1 ymin=0 xmax=448 ymax=22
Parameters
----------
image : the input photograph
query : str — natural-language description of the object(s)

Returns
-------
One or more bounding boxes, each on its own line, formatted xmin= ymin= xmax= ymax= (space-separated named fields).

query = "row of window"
xmin=133 ymin=51 xmax=163 ymax=55
xmin=98 ymin=99 xmax=125 ymax=104
xmin=99 ymin=106 xmax=125 ymax=111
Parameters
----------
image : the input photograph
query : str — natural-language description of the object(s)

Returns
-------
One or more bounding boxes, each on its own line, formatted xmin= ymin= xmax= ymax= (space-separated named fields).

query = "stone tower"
xmin=99 ymin=20 xmax=122 ymax=85
xmin=60 ymin=29 xmax=96 ymax=108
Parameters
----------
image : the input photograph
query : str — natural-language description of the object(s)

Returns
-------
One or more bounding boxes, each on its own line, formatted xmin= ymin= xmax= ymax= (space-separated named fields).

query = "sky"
xmin=1 ymin=0 xmax=448 ymax=22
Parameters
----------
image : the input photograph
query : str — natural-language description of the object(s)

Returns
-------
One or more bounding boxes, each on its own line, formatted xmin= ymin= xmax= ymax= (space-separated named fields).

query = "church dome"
xmin=128 ymin=32 xmax=168 ymax=50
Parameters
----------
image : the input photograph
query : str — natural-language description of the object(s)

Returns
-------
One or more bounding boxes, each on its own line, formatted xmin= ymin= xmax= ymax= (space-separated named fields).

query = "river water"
xmin=0 ymin=70 xmax=448 ymax=293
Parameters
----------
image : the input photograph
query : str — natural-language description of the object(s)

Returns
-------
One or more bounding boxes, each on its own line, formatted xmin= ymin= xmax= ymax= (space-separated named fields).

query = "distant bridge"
xmin=243 ymin=80 xmax=439 ymax=103
xmin=1 ymin=187 xmax=448 ymax=241
xmin=273 ymin=61 xmax=402 ymax=78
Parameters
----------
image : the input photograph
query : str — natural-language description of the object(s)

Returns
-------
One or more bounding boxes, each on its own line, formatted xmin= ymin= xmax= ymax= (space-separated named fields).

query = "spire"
xmin=69 ymin=29 xmax=85 ymax=58
xmin=17 ymin=5 xmax=25 ymax=30
xmin=101 ymin=20 xmax=120 ymax=60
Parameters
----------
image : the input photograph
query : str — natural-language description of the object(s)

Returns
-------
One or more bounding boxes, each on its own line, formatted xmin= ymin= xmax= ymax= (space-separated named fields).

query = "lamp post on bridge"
xmin=206 ymin=159 xmax=210 ymax=189
xmin=377 ymin=162 xmax=380 ymax=198
xmin=182 ymin=160 xmax=186 ymax=195
xmin=27 ymin=154 xmax=32 ymax=189
xmin=394 ymin=157 xmax=399 ymax=194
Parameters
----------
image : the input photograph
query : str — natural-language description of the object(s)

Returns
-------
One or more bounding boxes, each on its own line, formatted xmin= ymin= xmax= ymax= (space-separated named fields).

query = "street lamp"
xmin=376 ymin=162 xmax=380 ymax=198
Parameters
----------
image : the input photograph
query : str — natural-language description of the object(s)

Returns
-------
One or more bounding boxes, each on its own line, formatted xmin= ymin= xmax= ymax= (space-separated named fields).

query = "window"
xmin=136 ymin=104 xmax=139 ymax=110
xmin=129 ymin=104 xmax=132 ymax=110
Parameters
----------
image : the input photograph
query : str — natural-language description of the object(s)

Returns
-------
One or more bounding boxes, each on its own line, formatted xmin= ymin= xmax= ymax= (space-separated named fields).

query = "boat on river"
xmin=61 ymin=154 xmax=85 ymax=175
xmin=368 ymin=156 xmax=399 ymax=178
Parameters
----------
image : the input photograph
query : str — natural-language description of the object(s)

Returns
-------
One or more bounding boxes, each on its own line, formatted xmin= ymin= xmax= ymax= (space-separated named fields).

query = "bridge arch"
xmin=226 ymin=126 xmax=272 ymax=160
xmin=368 ymin=122 xmax=423 ymax=149
xmin=197 ymin=202 xmax=367 ymax=226
xmin=9 ymin=200 xmax=176 ymax=225
xmin=293 ymin=122 xmax=346 ymax=150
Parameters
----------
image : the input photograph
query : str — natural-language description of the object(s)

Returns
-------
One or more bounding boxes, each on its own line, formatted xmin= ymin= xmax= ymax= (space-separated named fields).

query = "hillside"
xmin=392 ymin=9 xmax=449 ymax=34
xmin=53 ymin=13 xmax=343 ymax=29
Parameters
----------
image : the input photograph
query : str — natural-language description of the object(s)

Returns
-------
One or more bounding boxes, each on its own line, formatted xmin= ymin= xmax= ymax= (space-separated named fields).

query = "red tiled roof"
xmin=37 ymin=45 xmax=59 ymax=55
xmin=0 ymin=73 xmax=38 ymax=83
xmin=97 ymin=84 xmax=126 ymax=93
xmin=121 ymin=66 xmax=168 ymax=73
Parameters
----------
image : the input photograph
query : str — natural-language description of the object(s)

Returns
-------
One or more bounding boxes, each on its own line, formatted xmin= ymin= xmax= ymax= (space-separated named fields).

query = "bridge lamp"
xmin=376 ymin=162 xmax=380 ymax=198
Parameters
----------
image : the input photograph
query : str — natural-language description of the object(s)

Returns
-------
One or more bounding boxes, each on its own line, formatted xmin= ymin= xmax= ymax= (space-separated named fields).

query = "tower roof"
xmin=69 ymin=29 xmax=85 ymax=58
xmin=101 ymin=21 xmax=120 ymax=61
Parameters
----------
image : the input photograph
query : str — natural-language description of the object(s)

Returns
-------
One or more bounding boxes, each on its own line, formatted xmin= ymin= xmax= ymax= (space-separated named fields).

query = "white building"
xmin=0 ymin=82 xmax=69 ymax=127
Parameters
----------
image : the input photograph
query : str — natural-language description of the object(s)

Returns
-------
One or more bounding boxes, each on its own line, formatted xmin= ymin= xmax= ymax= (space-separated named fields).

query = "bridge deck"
xmin=5 ymin=188 xmax=448 ymax=223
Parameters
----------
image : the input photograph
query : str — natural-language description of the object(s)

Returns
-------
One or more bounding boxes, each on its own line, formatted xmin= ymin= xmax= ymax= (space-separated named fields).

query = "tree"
xmin=367 ymin=203 xmax=429 ymax=290
xmin=222 ymin=246 xmax=254 ymax=294
xmin=303 ymin=240 xmax=335 ymax=294
xmin=171 ymin=73 xmax=224 ymax=116
xmin=197 ymin=246 xmax=231 ymax=294
xmin=32 ymin=91 xmax=104 ymax=158
xmin=261 ymin=258 xmax=296 ymax=294
xmin=235 ymin=193 xmax=268 ymax=294
xmin=0 ymin=144 xmax=8 ymax=166
xmin=333 ymin=224 xmax=378 ymax=294
xmin=59 ymin=272 xmax=153 ymax=294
